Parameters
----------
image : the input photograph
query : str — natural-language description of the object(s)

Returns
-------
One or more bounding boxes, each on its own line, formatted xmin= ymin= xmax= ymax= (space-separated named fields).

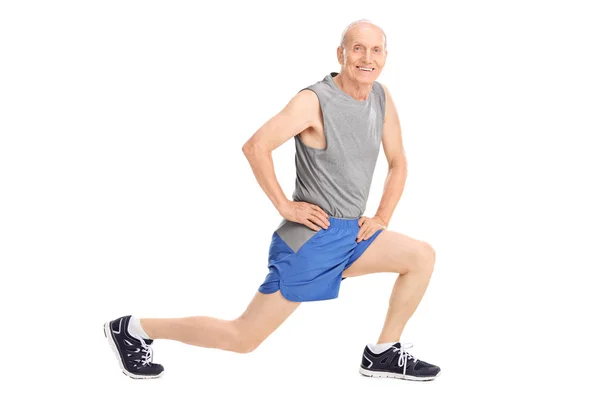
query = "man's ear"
xmin=337 ymin=46 xmax=344 ymax=65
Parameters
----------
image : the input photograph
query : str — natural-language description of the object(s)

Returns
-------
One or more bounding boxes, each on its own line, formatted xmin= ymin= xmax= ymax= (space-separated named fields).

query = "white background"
xmin=1 ymin=0 xmax=599 ymax=398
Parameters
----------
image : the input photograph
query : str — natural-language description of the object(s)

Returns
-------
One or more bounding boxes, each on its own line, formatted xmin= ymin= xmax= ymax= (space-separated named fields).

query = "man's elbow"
xmin=242 ymin=140 xmax=256 ymax=156
xmin=242 ymin=141 xmax=251 ymax=156
xmin=389 ymin=155 xmax=407 ymax=170
xmin=242 ymin=140 xmax=268 ymax=158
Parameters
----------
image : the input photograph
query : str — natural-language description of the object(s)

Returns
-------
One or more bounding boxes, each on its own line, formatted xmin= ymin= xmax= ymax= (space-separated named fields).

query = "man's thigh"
xmin=342 ymin=230 xmax=433 ymax=278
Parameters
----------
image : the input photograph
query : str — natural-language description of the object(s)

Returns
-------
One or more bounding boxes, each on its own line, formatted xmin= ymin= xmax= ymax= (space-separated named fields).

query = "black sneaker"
xmin=359 ymin=342 xmax=440 ymax=381
xmin=103 ymin=315 xmax=164 ymax=379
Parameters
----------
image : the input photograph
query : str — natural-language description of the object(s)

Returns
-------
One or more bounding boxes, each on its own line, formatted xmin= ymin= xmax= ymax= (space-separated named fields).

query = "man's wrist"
xmin=276 ymin=198 xmax=290 ymax=213
xmin=374 ymin=214 xmax=390 ymax=226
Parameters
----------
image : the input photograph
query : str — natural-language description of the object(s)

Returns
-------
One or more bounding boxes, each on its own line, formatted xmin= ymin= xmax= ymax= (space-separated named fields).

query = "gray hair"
xmin=339 ymin=19 xmax=387 ymax=51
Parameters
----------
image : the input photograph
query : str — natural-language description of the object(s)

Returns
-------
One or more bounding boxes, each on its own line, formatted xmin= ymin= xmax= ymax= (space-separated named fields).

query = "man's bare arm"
xmin=374 ymin=84 xmax=408 ymax=226
xmin=242 ymin=89 xmax=329 ymax=230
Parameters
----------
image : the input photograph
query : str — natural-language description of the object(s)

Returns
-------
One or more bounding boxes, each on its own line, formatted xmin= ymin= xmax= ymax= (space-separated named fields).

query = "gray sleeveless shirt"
xmin=292 ymin=72 xmax=386 ymax=219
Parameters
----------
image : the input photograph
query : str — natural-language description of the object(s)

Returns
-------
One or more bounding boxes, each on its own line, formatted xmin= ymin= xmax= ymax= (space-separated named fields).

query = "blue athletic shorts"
xmin=258 ymin=217 xmax=384 ymax=302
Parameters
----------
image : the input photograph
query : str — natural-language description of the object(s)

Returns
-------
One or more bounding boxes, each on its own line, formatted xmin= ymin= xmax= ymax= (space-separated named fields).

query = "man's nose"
xmin=363 ymin=51 xmax=372 ymax=63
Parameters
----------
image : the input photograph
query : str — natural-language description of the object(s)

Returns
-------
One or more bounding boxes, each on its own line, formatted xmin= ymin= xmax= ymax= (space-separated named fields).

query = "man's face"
xmin=338 ymin=24 xmax=387 ymax=84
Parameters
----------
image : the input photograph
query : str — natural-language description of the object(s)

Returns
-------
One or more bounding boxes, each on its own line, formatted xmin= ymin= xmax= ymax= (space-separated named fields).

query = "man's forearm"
xmin=374 ymin=161 xmax=407 ymax=226
xmin=242 ymin=145 xmax=289 ymax=212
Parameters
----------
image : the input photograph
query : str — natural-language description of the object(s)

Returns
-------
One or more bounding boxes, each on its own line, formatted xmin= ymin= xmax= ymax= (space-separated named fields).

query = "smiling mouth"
xmin=357 ymin=66 xmax=375 ymax=71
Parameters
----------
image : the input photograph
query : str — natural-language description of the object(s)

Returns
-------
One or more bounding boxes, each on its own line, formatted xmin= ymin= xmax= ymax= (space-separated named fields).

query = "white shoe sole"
xmin=103 ymin=322 xmax=164 ymax=379
xmin=359 ymin=366 xmax=440 ymax=381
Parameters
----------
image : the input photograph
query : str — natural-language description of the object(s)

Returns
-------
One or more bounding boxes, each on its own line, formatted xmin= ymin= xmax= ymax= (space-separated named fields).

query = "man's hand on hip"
xmin=356 ymin=215 xmax=387 ymax=242
xmin=278 ymin=200 xmax=330 ymax=231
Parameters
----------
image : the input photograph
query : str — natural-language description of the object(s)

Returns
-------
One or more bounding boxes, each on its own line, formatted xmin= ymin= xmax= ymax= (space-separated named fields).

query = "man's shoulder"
xmin=286 ymin=87 xmax=321 ymax=118
xmin=375 ymin=80 xmax=389 ymax=97
xmin=294 ymin=76 xmax=331 ymax=104
xmin=294 ymin=87 xmax=320 ymax=103
xmin=373 ymin=81 xmax=390 ymax=121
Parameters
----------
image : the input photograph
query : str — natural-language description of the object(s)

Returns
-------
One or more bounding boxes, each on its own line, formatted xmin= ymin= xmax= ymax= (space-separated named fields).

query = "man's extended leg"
xmin=104 ymin=290 xmax=300 ymax=379
xmin=141 ymin=290 xmax=300 ymax=353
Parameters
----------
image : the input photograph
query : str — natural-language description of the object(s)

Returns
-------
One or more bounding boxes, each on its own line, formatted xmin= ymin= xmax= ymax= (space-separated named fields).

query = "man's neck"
xmin=334 ymin=72 xmax=373 ymax=101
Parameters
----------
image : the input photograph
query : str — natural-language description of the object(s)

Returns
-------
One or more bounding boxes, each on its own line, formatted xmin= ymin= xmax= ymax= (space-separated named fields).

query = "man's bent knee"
xmin=402 ymin=241 xmax=435 ymax=276
xmin=233 ymin=338 xmax=262 ymax=354
xmin=228 ymin=319 xmax=265 ymax=354
xmin=420 ymin=241 xmax=436 ymax=276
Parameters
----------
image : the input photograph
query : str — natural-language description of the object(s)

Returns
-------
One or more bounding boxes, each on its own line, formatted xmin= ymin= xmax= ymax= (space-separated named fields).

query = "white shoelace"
xmin=392 ymin=343 xmax=418 ymax=376
xmin=133 ymin=334 xmax=153 ymax=367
